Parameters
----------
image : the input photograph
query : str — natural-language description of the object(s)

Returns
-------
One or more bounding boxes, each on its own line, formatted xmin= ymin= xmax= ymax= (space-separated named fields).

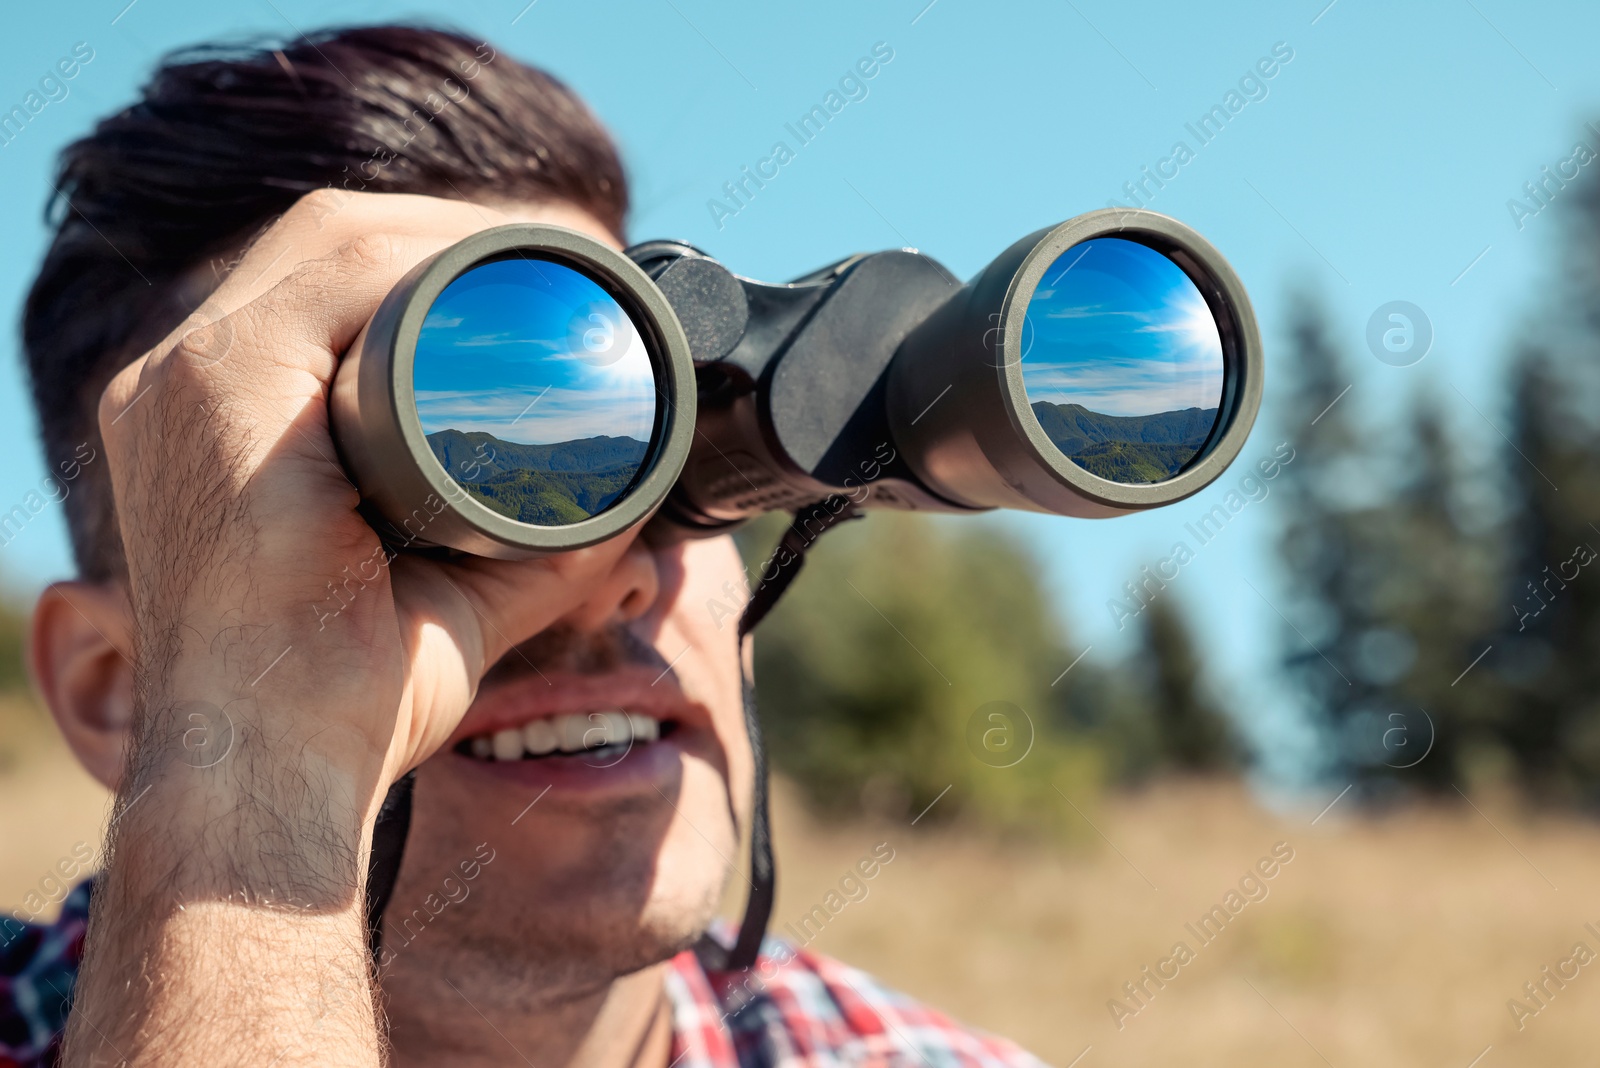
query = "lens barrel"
xmin=886 ymin=209 xmax=1263 ymax=518
xmin=330 ymin=224 xmax=696 ymax=558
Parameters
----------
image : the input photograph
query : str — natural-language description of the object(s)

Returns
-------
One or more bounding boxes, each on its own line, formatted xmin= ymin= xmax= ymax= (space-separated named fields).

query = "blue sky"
xmin=1021 ymin=237 xmax=1225 ymax=418
xmin=413 ymin=258 xmax=656 ymax=445
xmin=1 ymin=0 xmax=1597 ymax=787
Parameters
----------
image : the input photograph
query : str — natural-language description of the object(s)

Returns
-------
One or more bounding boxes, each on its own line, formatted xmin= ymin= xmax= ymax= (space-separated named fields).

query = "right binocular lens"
xmin=1019 ymin=237 xmax=1225 ymax=486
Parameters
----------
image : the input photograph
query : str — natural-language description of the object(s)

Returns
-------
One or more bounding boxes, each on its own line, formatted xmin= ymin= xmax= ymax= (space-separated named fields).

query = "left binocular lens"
xmin=330 ymin=226 xmax=695 ymax=559
xmin=885 ymin=210 xmax=1261 ymax=519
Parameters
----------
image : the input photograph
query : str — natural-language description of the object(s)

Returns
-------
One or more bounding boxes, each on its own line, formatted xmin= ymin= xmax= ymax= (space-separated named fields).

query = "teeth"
xmin=467 ymin=709 xmax=665 ymax=757
xmin=523 ymin=719 xmax=559 ymax=756
xmin=491 ymin=728 xmax=524 ymax=762
xmin=558 ymin=715 xmax=590 ymax=753
xmin=489 ymin=729 xmax=521 ymax=764
xmin=597 ymin=711 xmax=630 ymax=746
xmin=469 ymin=711 xmax=665 ymax=761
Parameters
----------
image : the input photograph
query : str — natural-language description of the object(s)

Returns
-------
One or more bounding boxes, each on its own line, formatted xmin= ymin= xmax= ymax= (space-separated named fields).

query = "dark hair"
xmin=22 ymin=25 xmax=629 ymax=582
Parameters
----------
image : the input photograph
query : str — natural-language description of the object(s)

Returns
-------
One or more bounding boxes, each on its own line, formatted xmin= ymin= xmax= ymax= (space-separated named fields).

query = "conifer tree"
xmin=1133 ymin=595 xmax=1242 ymax=773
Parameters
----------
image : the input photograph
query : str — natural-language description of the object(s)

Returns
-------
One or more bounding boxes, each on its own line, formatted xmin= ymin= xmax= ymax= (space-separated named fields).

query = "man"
xmin=1 ymin=25 xmax=1047 ymax=1068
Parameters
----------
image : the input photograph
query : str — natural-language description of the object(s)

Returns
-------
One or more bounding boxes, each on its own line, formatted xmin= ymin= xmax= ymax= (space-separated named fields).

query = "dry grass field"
xmin=768 ymin=782 xmax=1600 ymax=1067
xmin=6 ymin=699 xmax=1600 ymax=1066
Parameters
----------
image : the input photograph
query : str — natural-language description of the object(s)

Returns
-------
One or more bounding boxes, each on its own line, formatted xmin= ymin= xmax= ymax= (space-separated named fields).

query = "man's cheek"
xmin=667 ymin=537 xmax=751 ymax=706
xmin=676 ymin=536 xmax=745 ymax=629
xmin=671 ymin=759 xmax=744 ymax=862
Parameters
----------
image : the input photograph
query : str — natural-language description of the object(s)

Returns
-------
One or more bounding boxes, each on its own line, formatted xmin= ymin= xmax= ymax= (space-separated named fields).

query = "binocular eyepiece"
xmin=330 ymin=209 xmax=1263 ymax=558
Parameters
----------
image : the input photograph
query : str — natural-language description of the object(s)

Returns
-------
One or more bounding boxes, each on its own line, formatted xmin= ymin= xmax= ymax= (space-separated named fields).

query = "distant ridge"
xmin=426 ymin=429 xmax=648 ymax=525
xmin=1030 ymin=402 xmax=1217 ymax=483
xmin=426 ymin=428 xmax=648 ymax=478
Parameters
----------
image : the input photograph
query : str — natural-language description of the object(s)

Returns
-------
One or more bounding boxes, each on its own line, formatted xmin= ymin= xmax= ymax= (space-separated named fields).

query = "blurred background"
xmin=6 ymin=0 xmax=1600 ymax=1063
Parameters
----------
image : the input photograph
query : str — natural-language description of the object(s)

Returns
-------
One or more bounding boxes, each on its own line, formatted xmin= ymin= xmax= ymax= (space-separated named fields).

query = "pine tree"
xmin=1133 ymin=595 xmax=1242 ymax=773
xmin=1480 ymin=147 xmax=1600 ymax=807
xmin=1269 ymin=294 xmax=1507 ymax=794
xmin=1371 ymin=389 xmax=1500 ymax=792
xmin=1490 ymin=348 xmax=1600 ymax=805
xmin=1269 ymin=291 xmax=1366 ymax=783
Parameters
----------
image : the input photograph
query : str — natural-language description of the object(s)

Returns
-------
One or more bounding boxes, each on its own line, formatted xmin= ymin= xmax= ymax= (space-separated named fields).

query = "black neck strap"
xmin=366 ymin=767 xmax=415 ymax=957
xmin=365 ymin=497 xmax=861 ymax=970
xmin=693 ymin=496 xmax=860 ymax=972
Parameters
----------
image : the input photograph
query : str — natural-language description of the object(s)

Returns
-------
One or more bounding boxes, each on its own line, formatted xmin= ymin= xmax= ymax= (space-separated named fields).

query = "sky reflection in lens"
xmin=1021 ymin=238 xmax=1225 ymax=485
xmin=413 ymin=257 xmax=658 ymax=526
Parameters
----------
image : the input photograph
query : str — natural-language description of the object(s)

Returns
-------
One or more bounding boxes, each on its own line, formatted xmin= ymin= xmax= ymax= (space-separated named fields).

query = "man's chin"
xmin=375 ymin=753 xmax=732 ymax=1003
xmin=382 ymin=866 xmax=720 ymax=1007
xmin=453 ymin=896 xmax=713 ymax=993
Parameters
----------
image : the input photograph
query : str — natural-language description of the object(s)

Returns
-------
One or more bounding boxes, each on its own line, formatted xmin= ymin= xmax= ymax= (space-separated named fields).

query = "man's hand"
xmin=63 ymin=191 xmax=633 ymax=1066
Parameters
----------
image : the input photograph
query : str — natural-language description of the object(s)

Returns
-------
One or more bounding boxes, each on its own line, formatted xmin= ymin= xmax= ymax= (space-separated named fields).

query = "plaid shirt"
xmin=2 ymin=882 xmax=1045 ymax=1067
xmin=0 ymin=882 xmax=88 ymax=1068
xmin=670 ymin=936 xmax=1048 ymax=1067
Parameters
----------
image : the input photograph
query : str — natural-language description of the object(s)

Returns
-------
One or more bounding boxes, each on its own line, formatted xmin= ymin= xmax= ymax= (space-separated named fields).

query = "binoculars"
xmin=330 ymin=209 xmax=1263 ymax=558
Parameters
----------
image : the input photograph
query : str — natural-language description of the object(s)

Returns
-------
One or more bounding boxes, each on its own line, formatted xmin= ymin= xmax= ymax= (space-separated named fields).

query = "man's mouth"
xmin=454 ymin=711 xmax=679 ymax=763
xmin=439 ymin=630 xmax=715 ymax=798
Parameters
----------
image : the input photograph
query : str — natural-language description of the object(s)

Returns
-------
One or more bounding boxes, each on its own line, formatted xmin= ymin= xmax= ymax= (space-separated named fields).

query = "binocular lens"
xmin=412 ymin=257 xmax=661 ymax=527
xmin=1021 ymin=238 xmax=1226 ymax=485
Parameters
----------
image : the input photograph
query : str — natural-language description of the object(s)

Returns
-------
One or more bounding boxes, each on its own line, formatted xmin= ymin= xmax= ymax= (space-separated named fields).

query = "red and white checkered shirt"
xmin=670 ymin=935 xmax=1049 ymax=1067
xmin=2 ymin=883 xmax=1046 ymax=1067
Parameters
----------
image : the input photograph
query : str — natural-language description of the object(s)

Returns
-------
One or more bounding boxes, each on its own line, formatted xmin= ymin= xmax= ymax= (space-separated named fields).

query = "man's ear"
xmin=29 ymin=581 xmax=135 ymax=790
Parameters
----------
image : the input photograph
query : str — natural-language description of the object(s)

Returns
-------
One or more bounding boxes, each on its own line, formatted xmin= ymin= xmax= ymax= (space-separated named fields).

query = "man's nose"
xmin=561 ymin=539 xmax=662 ymax=632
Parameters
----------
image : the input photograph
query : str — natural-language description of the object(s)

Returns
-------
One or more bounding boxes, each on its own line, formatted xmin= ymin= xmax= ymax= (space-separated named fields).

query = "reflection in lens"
xmin=1021 ymin=238 xmax=1225 ymax=484
xmin=413 ymin=257 xmax=658 ymax=526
